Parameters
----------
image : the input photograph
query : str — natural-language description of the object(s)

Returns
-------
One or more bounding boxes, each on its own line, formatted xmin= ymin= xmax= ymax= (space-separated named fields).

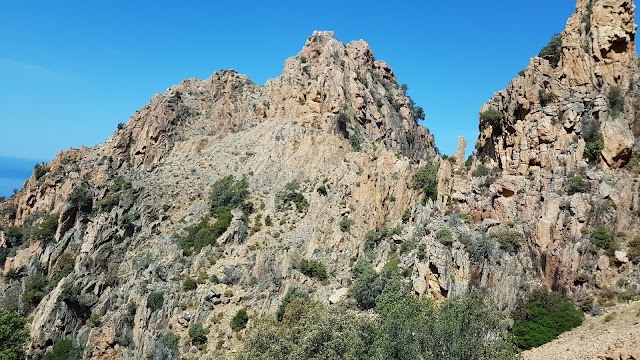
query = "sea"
xmin=0 ymin=156 xmax=42 ymax=198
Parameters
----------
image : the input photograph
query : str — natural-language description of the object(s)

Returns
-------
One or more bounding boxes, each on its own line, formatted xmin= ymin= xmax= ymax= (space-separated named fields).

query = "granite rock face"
xmin=1 ymin=2 xmax=640 ymax=359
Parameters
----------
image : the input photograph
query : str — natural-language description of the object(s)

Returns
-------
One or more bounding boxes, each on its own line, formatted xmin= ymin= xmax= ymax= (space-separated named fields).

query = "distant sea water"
xmin=0 ymin=156 xmax=43 ymax=198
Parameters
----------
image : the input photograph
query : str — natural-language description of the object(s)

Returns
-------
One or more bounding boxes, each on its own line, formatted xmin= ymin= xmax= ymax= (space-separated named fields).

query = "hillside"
xmin=1 ymin=0 xmax=640 ymax=359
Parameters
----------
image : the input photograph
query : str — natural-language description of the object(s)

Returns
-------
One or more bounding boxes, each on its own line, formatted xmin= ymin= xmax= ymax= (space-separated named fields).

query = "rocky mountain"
xmin=1 ymin=0 xmax=640 ymax=359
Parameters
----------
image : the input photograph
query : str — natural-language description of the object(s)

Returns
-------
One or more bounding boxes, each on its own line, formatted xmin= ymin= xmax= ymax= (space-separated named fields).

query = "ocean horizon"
xmin=0 ymin=156 xmax=43 ymax=197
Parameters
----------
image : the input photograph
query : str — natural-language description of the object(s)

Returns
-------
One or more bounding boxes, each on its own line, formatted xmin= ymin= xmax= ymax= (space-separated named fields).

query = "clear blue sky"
xmin=0 ymin=1 xmax=581 ymax=195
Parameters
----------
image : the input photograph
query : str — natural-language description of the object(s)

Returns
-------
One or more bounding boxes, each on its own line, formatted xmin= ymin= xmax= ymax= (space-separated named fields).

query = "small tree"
xmin=188 ymin=323 xmax=207 ymax=345
xmin=147 ymin=291 xmax=164 ymax=311
xmin=412 ymin=161 xmax=439 ymax=203
xmin=538 ymin=33 xmax=563 ymax=68
xmin=0 ymin=308 xmax=30 ymax=360
xmin=230 ymin=308 xmax=249 ymax=331
xmin=479 ymin=108 xmax=504 ymax=131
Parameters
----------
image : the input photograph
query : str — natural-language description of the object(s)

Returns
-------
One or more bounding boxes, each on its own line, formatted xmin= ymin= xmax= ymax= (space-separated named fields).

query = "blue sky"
xmin=0 ymin=1 xmax=580 ymax=195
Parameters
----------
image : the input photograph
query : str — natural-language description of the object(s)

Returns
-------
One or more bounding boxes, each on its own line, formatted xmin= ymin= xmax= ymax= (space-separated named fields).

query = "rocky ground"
xmin=523 ymin=300 xmax=640 ymax=360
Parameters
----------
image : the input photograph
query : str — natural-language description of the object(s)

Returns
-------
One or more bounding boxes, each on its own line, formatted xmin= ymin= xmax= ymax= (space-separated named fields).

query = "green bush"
xmin=539 ymin=89 xmax=558 ymax=107
xmin=30 ymin=213 xmax=59 ymax=242
xmin=582 ymin=119 xmax=603 ymax=162
xmin=316 ymin=184 xmax=327 ymax=196
xmin=43 ymin=339 xmax=82 ymax=360
xmin=151 ymin=332 xmax=179 ymax=360
xmin=279 ymin=181 xmax=310 ymax=213
xmin=401 ymin=208 xmax=411 ymax=223
xmin=67 ymin=185 xmax=93 ymax=213
xmin=95 ymin=195 xmax=120 ymax=213
xmin=209 ymin=176 xmax=249 ymax=213
xmin=109 ymin=175 xmax=132 ymax=192
xmin=147 ymin=291 xmax=164 ymax=311
xmin=51 ymin=252 xmax=75 ymax=284
xmin=349 ymin=134 xmax=362 ymax=151
xmin=590 ymin=226 xmax=614 ymax=250
xmin=628 ymin=236 xmax=640 ymax=263
xmin=2 ymin=226 xmax=23 ymax=246
xmin=339 ymin=217 xmax=354 ymax=232
xmin=435 ymin=227 xmax=453 ymax=246
xmin=489 ymin=230 xmax=523 ymax=254
xmin=178 ymin=212 xmax=232 ymax=255
xmin=0 ymin=308 xmax=30 ymax=360
xmin=363 ymin=226 xmax=402 ymax=250
xmin=511 ymin=289 xmax=584 ymax=349
xmin=538 ymin=33 xmax=562 ymax=67
xmin=86 ymin=313 xmax=102 ymax=327
xmin=183 ymin=276 xmax=197 ymax=291
xmin=473 ymin=164 xmax=490 ymax=177
xmin=412 ymin=161 xmax=439 ymax=203
xmin=479 ymin=108 xmax=504 ymax=130
xmin=239 ymin=290 xmax=516 ymax=360
xmin=566 ymin=176 xmax=589 ymax=195
xmin=350 ymin=261 xmax=400 ymax=311
xmin=231 ymin=308 xmax=249 ymax=331
xmin=608 ymin=86 xmax=625 ymax=114
xmin=34 ymin=163 xmax=48 ymax=181
xmin=22 ymin=272 xmax=49 ymax=309
xmin=295 ymin=259 xmax=328 ymax=281
xmin=276 ymin=288 xmax=309 ymax=321
xmin=188 ymin=323 xmax=207 ymax=345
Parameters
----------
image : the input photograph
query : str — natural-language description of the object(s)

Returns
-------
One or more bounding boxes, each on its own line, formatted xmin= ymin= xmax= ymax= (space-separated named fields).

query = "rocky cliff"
xmin=1 ymin=1 xmax=640 ymax=358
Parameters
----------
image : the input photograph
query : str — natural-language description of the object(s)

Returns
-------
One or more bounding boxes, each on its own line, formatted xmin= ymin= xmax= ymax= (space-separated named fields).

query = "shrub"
xmin=539 ymin=88 xmax=558 ymax=107
xmin=435 ymin=227 xmax=453 ymax=246
xmin=276 ymin=288 xmax=309 ymax=321
xmin=178 ymin=212 xmax=232 ymax=255
xmin=0 ymin=247 xmax=9 ymax=268
xmin=350 ymin=261 xmax=399 ymax=311
xmin=230 ymin=308 xmax=249 ymax=331
xmin=34 ymin=162 xmax=48 ymax=181
xmin=473 ymin=164 xmax=490 ymax=177
xmin=628 ymin=236 xmax=640 ymax=263
xmin=23 ymin=272 xmax=49 ymax=309
xmin=582 ymin=119 xmax=603 ymax=162
xmin=566 ymin=176 xmax=589 ymax=195
xmin=538 ymin=33 xmax=563 ymax=68
xmin=590 ymin=226 xmax=614 ymax=250
xmin=147 ymin=291 xmax=164 ymax=311
xmin=479 ymin=108 xmax=504 ymax=130
xmin=67 ymin=185 xmax=93 ymax=213
xmin=412 ymin=161 xmax=439 ymax=203
xmin=316 ymin=184 xmax=327 ymax=196
xmin=43 ymin=339 xmax=82 ymax=360
xmin=188 ymin=323 xmax=207 ymax=345
xmin=183 ymin=276 xmax=197 ymax=291
xmin=150 ymin=332 xmax=179 ymax=360
xmin=31 ymin=213 xmax=59 ymax=242
xmin=0 ymin=308 xmax=30 ymax=360
xmin=86 ymin=313 xmax=102 ymax=327
xmin=401 ymin=208 xmax=411 ymax=223
xmin=295 ymin=259 xmax=328 ymax=281
xmin=279 ymin=182 xmax=309 ymax=213
xmin=264 ymin=215 xmax=273 ymax=226
xmin=2 ymin=226 xmax=23 ymax=246
xmin=209 ymin=175 xmax=249 ymax=213
xmin=489 ymin=230 xmax=523 ymax=254
xmin=51 ymin=252 xmax=75 ymax=284
xmin=95 ymin=195 xmax=120 ymax=213
xmin=349 ymin=134 xmax=362 ymax=151
xmin=364 ymin=226 xmax=402 ymax=250
xmin=608 ymin=86 xmax=625 ymax=114
xmin=339 ymin=217 xmax=354 ymax=232
xmin=511 ymin=289 xmax=584 ymax=349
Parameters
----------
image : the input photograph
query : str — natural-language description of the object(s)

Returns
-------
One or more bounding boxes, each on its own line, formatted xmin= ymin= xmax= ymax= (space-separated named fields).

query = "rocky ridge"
xmin=0 ymin=1 xmax=639 ymax=359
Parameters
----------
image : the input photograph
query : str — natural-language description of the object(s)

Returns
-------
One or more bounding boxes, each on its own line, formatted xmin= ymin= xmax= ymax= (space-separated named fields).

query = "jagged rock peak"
xmin=474 ymin=0 xmax=637 ymax=172
xmin=561 ymin=0 xmax=637 ymax=88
